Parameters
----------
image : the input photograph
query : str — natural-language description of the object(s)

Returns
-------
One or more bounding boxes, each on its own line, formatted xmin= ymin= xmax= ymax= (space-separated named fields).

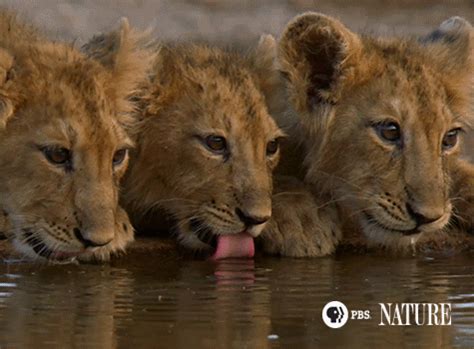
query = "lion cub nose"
xmin=73 ymin=228 xmax=113 ymax=248
xmin=406 ymin=204 xmax=443 ymax=227
xmin=235 ymin=208 xmax=270 ymax=227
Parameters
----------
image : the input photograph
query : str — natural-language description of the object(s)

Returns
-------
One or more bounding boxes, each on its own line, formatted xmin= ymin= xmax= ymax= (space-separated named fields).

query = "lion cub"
xmin=0 ymin=12 xmax=154 ymax=262
xmin=262 ymin=13 xmax=474 ymax=256
xmin=114 ymin=38 xmax=285 ymax=259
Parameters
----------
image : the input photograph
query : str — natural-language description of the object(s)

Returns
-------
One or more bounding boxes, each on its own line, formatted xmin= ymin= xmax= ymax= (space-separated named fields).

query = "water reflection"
xmin=0 ymin=253 xmax=474 ymax=348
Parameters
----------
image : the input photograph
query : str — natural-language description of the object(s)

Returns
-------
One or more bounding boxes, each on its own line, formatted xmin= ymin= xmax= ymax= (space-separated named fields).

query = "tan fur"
xmin=120 ymin=38 xmax=285 ymax=252
xmin=261 ymin=175 xmax=341 ymax=256
xmin=261 ymin=13 xmax=474 ymax=256
xmin=0 ymin=11 xmax=155 ymax=262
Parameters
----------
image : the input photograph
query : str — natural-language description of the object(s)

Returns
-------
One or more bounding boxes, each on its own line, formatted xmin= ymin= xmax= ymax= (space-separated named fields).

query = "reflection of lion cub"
xmin=262 ymin=13 xmax=474 ymax=256
xmin=120 ymin=38 xmax=285 ymax=259
xmin=0 ymin=12 xmax=154 ymax=262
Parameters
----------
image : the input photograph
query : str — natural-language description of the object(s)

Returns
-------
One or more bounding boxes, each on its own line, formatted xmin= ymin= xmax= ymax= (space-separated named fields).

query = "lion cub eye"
xmin=204 ymin=135 xmax=227 ymax=154
xmin=266 ymin=139 xmax=279 ymax=156
xmin=442 ymin=128 xmax=461 ymax=151
xmin=42 ymin=147 xmax=71 ymax=166
xmin=113 ymin=149 xmax=128 ymax=167
xmin=375 ymin=121 xmax=401 ymax=144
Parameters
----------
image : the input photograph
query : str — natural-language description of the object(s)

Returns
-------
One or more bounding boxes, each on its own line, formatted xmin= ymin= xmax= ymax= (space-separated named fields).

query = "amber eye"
xmin=113 ymin=149 xmax=128 ymax=167
xmin=442 ymin=128 xmax=461 ymax=151
xmin=205 ymin=135 xmax=227 ymax=154
xmin=375 ymin=121 xmax=401 ymax=144
xmin=266 ymin=139 xmax=279 ymax=156
xmin=42 ymin=147 xmax=71 ymax=166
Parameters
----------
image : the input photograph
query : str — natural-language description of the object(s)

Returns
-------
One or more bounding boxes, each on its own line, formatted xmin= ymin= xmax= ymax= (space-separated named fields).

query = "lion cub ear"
xmin=82 ymin=18 xmax=156 ymax=113
xmin=253 ymin=34 xmax=278 ymax=90
xmin=278 ymin=12 xmax=362 ymax=113
xmin=0 ymin=48 xmax=15 ymax=128
xmin=423 ymin=17 xmax=472 ymax=112
xmin=422 ymin=17 xmax=472 ymax=75
xmin=250 ymin=34 xmax=287 ymax=115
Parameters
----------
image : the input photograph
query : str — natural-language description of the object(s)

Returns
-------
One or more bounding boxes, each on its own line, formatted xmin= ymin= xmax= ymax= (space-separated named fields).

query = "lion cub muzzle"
xmin=235 ymin=207 xmax=271 ymax=237
xmin=234 ymin=190 xmax=272 ymax=238
xmin=406 ymin=201 xmax=452 ymax=234
xmin=73 ymin=227 xmax=112 ymax=248
xmin=367 ymin=191 xmax=452 ymax=236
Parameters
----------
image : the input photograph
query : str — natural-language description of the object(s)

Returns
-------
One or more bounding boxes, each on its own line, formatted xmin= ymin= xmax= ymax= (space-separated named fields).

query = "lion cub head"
xmin=0 ymin=13 xmax=154 ymax=262
xmin=123 ymin=37 xmax=284 ymax=258
xmin=278 ymin=13 xmax=473 ymax=247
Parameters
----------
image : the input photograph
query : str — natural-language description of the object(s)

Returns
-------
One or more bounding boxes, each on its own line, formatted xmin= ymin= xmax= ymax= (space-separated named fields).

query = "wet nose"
xmin=74 ymin=228 xmax=112 ymax=248
xmin=235 ymin=208 xmax=270 ymax=227
xmin=406 ymin=204 xmax=443 ymax=227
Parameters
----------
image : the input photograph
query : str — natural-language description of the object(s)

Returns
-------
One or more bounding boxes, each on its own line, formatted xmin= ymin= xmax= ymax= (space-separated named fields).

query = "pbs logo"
xmin=322 ymin=301 xmax=349 ymax=329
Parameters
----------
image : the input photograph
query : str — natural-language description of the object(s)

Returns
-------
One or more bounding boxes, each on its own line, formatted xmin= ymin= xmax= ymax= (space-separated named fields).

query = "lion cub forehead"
xmin=191 ymin=76 xmax=280 ymax=136
xmin=24 ymin=100 xmax=131 ymax=150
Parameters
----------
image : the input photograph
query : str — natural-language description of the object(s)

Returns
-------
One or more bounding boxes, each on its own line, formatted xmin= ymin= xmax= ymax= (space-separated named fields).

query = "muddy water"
xmin=1 ymin=252 xmax=474 ymax=348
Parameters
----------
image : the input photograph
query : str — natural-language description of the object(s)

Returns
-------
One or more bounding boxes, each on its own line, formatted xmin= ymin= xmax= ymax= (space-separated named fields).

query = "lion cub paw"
xmin=451 ymin=159 xmax=474 ymax=235
xmin=260 ymin=176 xmax=341 ymax=257
xmin=453 ymin=197 xmax=474 ymax=235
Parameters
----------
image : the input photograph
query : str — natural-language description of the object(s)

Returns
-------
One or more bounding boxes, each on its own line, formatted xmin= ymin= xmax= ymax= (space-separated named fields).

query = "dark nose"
xmin=235 ymin=208 xmax=270 ymax=227
xmin=406 ymin=204 xmax=442 ymax=227
xmin=74 ymin=228 xmax=112 ymax=248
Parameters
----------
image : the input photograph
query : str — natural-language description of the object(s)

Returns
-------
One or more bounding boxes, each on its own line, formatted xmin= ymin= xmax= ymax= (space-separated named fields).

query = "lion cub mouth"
xmin=189 ymin=218 xmax=255 ymax=260
xmin=363 ymin=212 xmax=420 ymax=236
xmin=23 ymin=229 xmax=82 ymax=262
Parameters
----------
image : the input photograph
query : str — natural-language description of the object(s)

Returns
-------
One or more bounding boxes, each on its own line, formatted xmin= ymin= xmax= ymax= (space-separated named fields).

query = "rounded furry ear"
xmin=0 ymin=48 xmax=14 ymax=128
xmin=254 ymin=34 xmax=277 ymax=73
xmin=422 ymin=17 xmax=472 ymax=75
xmin=278 ymin=12 xmax=362 ymax=112
xmin=253 ymin=34 xmax=278 ymax=87
xmin=82 ymin=18 xmax=157 ymax=113
xmin=250 ymin=34 xmax=286 ymax=115
xmin=422 ymin=17 xmax=473 ymax=121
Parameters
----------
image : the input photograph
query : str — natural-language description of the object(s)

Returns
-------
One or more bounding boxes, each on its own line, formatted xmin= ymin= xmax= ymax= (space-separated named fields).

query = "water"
xmin=1 ymin=249 xmax=474 ymax=348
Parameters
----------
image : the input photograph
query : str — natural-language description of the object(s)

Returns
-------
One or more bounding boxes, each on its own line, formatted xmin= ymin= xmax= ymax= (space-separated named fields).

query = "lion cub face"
xmin=279 ymin=13 xmax=473 ymax=246
xmin=0 ymin=15 xmax=153 ymax=261
xmin=124 ymin=39 xmax=284 ymax=255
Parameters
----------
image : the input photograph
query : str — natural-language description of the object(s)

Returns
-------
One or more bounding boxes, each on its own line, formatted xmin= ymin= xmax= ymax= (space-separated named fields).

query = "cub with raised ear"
xmin=262 ymin=13 xmax=474 ymax=256
xmin=111 ymin=38 xmax=286 ymax=259
xmin=0 ymin=12 xmax=155 ymax=262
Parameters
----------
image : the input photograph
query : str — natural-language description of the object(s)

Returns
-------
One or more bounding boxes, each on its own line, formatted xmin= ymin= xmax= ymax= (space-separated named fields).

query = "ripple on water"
xmin=0 ymin=254 xmax=473 ymax=348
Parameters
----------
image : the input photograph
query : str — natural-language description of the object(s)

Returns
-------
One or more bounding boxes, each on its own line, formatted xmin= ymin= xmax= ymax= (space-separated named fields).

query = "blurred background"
xmin=2 ymin=0 xmax=473 ymax=43
xmin=1 ymin=0 xmax=473 ymax=157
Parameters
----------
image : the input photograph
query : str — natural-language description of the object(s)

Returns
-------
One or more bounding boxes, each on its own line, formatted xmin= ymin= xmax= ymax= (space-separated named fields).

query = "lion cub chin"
xmin=109 ymin=37 xmax=287 ymax=259
xmin=260 ymin=13 xmax=474 ymax=256
xmin=0 ymin=12 xmax=155 ymax=263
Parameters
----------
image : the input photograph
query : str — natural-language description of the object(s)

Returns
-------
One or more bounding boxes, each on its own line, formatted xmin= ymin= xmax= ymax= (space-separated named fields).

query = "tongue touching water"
xmin=211 ymin=233 xmax=255 ymax=260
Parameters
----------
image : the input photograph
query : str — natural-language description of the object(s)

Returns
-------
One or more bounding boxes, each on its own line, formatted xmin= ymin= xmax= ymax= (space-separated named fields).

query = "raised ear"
xmin=82 ymin=18 xmax=156 ymax=112
xmin=423 ymin=17 xmax=473 ymax=120
xmin=422 ymin=17 xmax=472 ymax=75
xmin=250 ymin=34 xmax=286 ymax=115
xmin=0 ymin=48 xmax=15 ymax=128
xmin=253 ymin=34 xmax=278 ymax=86
xmin=278 ymin=12 xmax=362 ymax=113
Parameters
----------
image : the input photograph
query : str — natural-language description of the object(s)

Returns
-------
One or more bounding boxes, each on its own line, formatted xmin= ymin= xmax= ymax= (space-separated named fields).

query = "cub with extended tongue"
xmin=85 ymin=33 xmax=285 ymax=259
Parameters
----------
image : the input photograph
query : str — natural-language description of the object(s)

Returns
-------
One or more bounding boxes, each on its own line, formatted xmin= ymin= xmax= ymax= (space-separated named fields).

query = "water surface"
xmin=1 ymin=250 xmax=474 ymax=348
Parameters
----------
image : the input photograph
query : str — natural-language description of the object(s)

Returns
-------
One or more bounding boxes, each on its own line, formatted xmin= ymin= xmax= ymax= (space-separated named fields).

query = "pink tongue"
xmin=210 ymin=232 xmax=255 ymax=260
